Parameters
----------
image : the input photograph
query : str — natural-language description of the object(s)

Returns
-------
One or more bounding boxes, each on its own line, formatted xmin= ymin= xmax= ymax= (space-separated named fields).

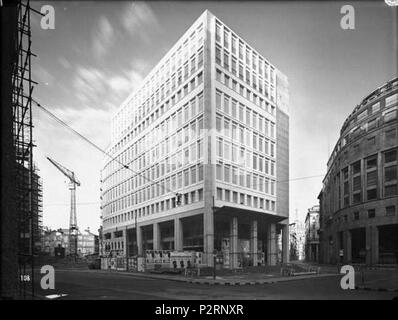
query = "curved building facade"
xmin=318 ymin=77 xmax=398 ymax=265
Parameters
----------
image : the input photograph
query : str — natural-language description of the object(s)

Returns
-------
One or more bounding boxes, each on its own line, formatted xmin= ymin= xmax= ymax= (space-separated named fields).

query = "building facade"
xmin=289 ymin=217 xmax=305 ymax=261
xmin=100 ymin=10 xmax=289 ymax=268
xmin=304 ymin=205 xmax=320 ymax=262
xmin=42 ymin=228 xmax=98 ymax=257
xmin=318 ymin=77 xmax=398 ymax=265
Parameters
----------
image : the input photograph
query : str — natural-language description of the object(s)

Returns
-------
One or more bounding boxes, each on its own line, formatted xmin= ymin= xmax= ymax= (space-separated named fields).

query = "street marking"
xmin=45 ymin=293 xmax=68 ymax=299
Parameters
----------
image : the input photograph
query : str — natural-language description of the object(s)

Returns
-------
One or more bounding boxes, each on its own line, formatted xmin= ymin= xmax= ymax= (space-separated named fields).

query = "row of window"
xmin=335 ymin=205 xmax=397 ymax=225
xmin=215 ymin=20 xmax=275 ymax=86
xmin=110 ymin=68 xmax=204 ymax=158
xmin=103 ymin=163 xmax=204 ymax=215
xmin=103 ymin=90 xmax=204 ymax=183
xmin=216 ymin=187 xmax=276 ymax=212
xmin=216 ymin=70 xmax=276 ymax=116
xmin=216 ymin=162 xmax=276 ymax=195
xmin=216 ymin=88 xmax=276 ymax=137
xmin=328 ymin=91 xmax=398 ymax=167
xmin=103 ymin=114 xmax=204 ymax=190
xmin=328 ymin=149 xmax=397 ymax=212
xmin=113 ymin=21 xmax=204 ymax=140
xmin=103 ymin=139 xmax=204 ymax=203
xmin=216 ymin=114 xmax=276 ymax=156
xmin=216 ymin=47 xmax=275 ymax=102
xmin=103 ymin=188 xmax=204 ymax=227
xmin=343 ymin=106 xmax=397 ymax=146
xmin=216 ymin=139 xmax=275 ymax=174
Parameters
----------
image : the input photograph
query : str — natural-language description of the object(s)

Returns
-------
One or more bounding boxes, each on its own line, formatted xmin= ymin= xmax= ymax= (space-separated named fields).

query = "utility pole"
xmin=125 ymin=226 xmax=129 ymax=271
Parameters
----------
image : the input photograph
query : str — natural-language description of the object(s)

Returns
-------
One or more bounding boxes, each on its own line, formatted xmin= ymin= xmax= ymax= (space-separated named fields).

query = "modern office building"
xmin=304 ymin=205 xmax=320 ymax=262
xmin=100 ymin=10 xmax=289 ymax=268
xmin=318 ymin=77 xmax=398 ymax=265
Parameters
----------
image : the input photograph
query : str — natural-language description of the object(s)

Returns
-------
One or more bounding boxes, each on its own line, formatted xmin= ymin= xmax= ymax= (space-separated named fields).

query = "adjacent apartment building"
xmin=304 ymin=205 xmax=320 ymax=262
xmin=100 ymin=10 xmax=289 ymax=268
xmin=318 ymin=77 xmax=398 ymax=265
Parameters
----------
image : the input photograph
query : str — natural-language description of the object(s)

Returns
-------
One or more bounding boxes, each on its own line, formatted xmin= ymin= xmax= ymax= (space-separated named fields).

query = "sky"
xmin=30 ymin=1 xmax=397 ymax=233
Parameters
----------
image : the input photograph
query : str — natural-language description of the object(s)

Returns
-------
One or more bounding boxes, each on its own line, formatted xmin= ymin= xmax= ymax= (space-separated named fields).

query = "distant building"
xmin=305 ymin=205 xmax=320 ymax=262
xmin=289 ymin=217 xmax=305 ymax=261
xmin=42 ymin=227 xmax=98 ymax=257
xmin=318 ymin=77 xmax=398 ymax=265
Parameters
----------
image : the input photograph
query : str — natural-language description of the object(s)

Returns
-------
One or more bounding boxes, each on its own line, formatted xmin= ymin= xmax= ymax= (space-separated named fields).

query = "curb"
xmin=186 ymin=273 xmax=341 ymax=286
xmin=355 ymin=286 xmax=398 ymax=293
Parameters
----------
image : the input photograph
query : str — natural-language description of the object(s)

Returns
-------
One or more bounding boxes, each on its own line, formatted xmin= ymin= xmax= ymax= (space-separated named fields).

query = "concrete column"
xmin=123 ymin=229 xmax=128 ymax=257
xmin=250 ymin=220 xmax=258 ymax=266
xmin=203 ymin=211 xmax=214 ymax=266
xmin=345 ymin=230 xmax=352 ymax=263
xmin=366 ymin=226 xmax=372 ymax=265
xmin=267 ymin=223 xmax=277 ymax=266
xmin=153 ymin=223 xmax=161 ymax=251
xmin=281 ymin=223 xmax=289 ymax=264
xmin=372 ymin=226 xmax=379 ymax=265
xmin=136 ymin=226 xmax=143 ymax=256
xmin=230 ymin=217 xmax=238 ymax=269
xmin=174 ymin=218 xmax=183 ymax=251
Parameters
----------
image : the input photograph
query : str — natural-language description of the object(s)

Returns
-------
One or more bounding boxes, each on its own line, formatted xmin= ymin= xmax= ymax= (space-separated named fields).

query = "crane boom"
xmin=47 ymin=157 xmax=80 ymax=185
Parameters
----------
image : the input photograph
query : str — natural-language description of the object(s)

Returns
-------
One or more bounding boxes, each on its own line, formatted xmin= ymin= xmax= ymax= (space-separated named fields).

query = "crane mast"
xmin=47 ymin=157 xmax=81 ymax=258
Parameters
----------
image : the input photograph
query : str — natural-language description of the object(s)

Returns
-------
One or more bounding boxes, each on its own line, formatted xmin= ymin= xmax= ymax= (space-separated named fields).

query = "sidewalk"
xmin=290 ymin=260 xmax=398 ymax=292
xmin=355 ymin=269 xmax=398 ymax=292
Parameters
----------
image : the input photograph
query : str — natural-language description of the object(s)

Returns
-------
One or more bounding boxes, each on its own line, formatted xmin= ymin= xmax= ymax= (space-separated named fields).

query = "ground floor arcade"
xmin=320 ymin=223 xmax=398 ymax=265
xmin=103 ymin=207 xmax=289 ymax=268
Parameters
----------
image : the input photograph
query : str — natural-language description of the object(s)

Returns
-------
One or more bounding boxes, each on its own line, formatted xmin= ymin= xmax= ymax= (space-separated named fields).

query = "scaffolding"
xmin=11 ymin=0 xmax=41 ymax=299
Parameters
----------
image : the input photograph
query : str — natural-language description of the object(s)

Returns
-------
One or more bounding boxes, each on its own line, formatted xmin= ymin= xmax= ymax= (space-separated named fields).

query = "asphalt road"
xmin=33 ymin=269 xmax=397 ymax=300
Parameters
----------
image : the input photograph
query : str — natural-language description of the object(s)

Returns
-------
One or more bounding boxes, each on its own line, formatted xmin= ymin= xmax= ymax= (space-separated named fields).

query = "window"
xmin=353 ymin=212 xmax=359 ymax=220
xmin=216 ymin=46 xmax=222 ymax=65
xmin=216 ymin=163 xmax=222 ymax=180
xmin=384 ymin=149 xmax=397 ymax=163
xmin=223 ymin=52 xmax=229 ymax=69
xmin=385 ymin=184 xmax=397 ymax=197
xmin=224 ymin=30 xmax=229 ymax=48
xmin=371 ymin=102 xmax=380 ymax=114
xmin=385 ymin=93 xmax=398 ymax=107
xmin=217 ymin=188 xmax=223 ymax=200
xmin=216 ymin=23 xmax=221 ymax=42
xmin=352 ymin=161 xmax=361 ymax=175
xmin=367 ymin=136 xmax=375 ymax=146
xmin=216 ymin=69 xmax=222 ymax=82
xmin=224 ymin=165 xmax=230 ymax=182
xmin=198 ymin=50 xmax=203 ymax=68
xmin=216 ymin=116 xmax=222 ymax=132
xmin=368 ymin=209 xmax=376 ymax=219
xmin=386 ymin=206 xmax=396 ymax=216
xmin=357 ymin=109 xmax=367 ymax=121
xmin=384 ymin=109 xmax=397 ymax=122
xmin=353 ymin=192 xmax=361 ymax=204
xmin=198 ymin=164 xmax=203 ymax=181
xmin=367 ymin=188 xmax=377 ymax=200
xmin=224 ymin=96 xmax=230 ymax=114
xmin=216 ymin=90 xmax=222 ymax=110
xmin=366 ymin=155 xmax=377 ymax=169
xmin=386 ymin=128 xmax=397 ymax=141
xmin=385 ymin=165 xmax=397 ymax=183
xmin=368 ymin=118 xmax=377 ymax=130
xmin=367 ymin=170 xmax=377 ymax=187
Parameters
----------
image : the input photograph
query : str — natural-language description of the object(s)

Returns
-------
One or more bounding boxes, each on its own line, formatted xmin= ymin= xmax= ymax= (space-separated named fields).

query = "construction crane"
xmin=47 ymin=157 xmax=80 ymax=258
